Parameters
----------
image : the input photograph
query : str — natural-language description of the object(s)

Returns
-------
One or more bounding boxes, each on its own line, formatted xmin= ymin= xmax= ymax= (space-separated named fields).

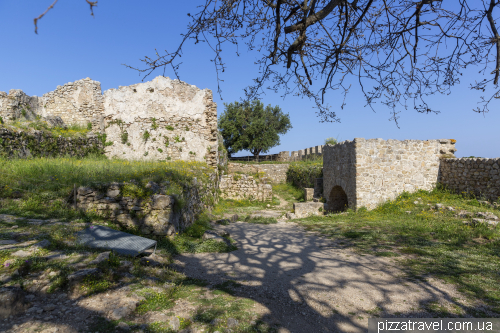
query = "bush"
xmin=324 ymin=137 xmax=338 ymax=145
xmin=286 ymin=163 xmax=323 ymax=188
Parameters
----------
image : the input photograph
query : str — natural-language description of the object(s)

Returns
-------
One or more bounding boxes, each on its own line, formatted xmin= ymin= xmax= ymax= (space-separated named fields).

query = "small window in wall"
xmin=328 ymin=185 xmax=348 ymax=212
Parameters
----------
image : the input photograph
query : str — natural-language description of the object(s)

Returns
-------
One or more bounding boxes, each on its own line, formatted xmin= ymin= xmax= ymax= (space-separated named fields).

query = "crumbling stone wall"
xmin=439 ymin=158 xmax=500 ymax=203
xmin=102 ymin=77 xmax=218 ymax=166
xmin=219 ymin=174 xmax=272 ymax=201
xmin=0 ymin=127 xmax=103 ymax=158
xmin=227 ymin=163 xmax=290 ymax=183
xmin=0 ymin=78 xmax=104 ymax=130
xmin=0 ymin=76 xmax=219 ymax=167
xmin=74 ymin=175 xmax=218 ymax=235
xmin=323 ymin=138 xmax=457 ymax=211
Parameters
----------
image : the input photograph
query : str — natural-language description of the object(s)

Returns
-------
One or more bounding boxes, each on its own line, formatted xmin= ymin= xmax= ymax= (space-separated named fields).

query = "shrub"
xmin=87 ymin=122 xmax=92 ymax=130
xmin=324 ymin=137 xmax=338 ymax=145
xmin=143 ymin=131 xmax=151 ymax=142
xmin=166 ymin=125 xmax=174 ymax=131
xmin=121 ymin=131 xmax=128 ymax=144
xmin=151 ymin=117 xmax=158 ymax=130
xmin=0 ymin=116 xmax=3 ymax=124
xmin=286 ymin=164 xmax=323 ymax=188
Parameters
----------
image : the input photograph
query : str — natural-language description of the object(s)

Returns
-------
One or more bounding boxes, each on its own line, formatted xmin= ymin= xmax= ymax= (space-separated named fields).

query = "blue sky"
xmin=1 ymin=1 xmax=499 ymax=158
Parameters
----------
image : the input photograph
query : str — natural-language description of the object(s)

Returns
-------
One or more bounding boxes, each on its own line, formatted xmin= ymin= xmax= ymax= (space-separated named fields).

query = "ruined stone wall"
xmin=439 ymin=158 xmax=500 ymax=203
xmin=41 ymin=78 xmax=104 ymax=129
xmin=0 ymin=76 xmax=219 ymax=167
xmin=74 ymin=175 xmax=219 ymax=235
xmin=103 ymin=76 xmax=218 ymax=167
xmin=227 ymin=163 xmax=290 ymax=183
xmin=0 ymin=127 xmax=103 ymax=159
xmin=219 ymin=174 xmax=272 ymax=201
xmin=323 ymin=138 xmax=457 ymax=211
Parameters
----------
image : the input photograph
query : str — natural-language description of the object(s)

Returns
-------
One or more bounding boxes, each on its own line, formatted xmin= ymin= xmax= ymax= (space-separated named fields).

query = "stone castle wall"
xmin=219 ymin=174 xmax=272 ymax=201
xmin=103 ymin=77 xmax=218 ymax=166
xmin=439 ymin=158 xmax=500 ymax=203
xmin=227 ymin=163 xmax=290 ymax=183
xmin=323 ymin=138 xmax=457 ymax=211
xmin=0 ymin=76 xmax=219 ymax=167
xmin=0 ymin=127 xmax=103 ymax=159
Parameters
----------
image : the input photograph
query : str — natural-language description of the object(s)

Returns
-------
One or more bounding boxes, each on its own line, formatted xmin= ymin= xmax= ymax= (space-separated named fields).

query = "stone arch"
xmin=328 ymin=185 xmax=348 ymax=212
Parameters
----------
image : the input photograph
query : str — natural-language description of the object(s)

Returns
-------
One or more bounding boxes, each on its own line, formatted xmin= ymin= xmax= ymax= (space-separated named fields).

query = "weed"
xmin=143 ymin=131 xmax=151 ymax=142
xmin=166 ymin=125 xmax=174 ymax=131
xmin=151 ymin=117 xmax=158 ymax=130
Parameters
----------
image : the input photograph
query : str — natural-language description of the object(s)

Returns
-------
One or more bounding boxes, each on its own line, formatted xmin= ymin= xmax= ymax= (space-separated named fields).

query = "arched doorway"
xmin=328 ymin=186 xmax=348 ymax=212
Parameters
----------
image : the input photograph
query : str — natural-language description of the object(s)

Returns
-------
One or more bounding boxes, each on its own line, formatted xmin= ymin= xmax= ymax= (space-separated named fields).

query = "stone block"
xmin=0 ymin=287 xmax=26 ymax=319
xmin=293 ymin=202 xmax=325 ymax=218
xmin=304 ymin=188 xmax=315 ymax=201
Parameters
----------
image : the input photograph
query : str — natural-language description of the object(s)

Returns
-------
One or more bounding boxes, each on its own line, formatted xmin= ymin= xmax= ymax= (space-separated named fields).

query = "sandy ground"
xmin=174 ymin=221 xmax=471 ymax=333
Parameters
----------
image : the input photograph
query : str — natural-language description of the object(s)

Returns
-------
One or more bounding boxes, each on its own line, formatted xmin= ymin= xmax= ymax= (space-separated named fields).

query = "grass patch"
xmin=297 ymin=186 xmax=500 ymax=313
xmin=243 ymin=216 xmax=277 ymax=224
xmin=212 ymin=198 xmax=276 ymax=217
xmin=0 ymin=157 xmax=215 ymax=221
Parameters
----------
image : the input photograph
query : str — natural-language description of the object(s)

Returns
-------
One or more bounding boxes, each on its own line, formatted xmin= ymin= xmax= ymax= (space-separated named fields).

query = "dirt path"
xmin=174 ymin=221 xmax=469 ymax=333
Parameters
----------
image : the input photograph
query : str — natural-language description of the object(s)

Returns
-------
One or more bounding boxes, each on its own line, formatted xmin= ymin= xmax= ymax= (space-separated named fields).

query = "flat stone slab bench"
xmin=76 ymin=225 xmax=157 ymax=257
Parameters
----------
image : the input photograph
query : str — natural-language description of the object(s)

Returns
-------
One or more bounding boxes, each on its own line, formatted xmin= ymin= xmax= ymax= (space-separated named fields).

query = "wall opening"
xmin=328 ymin=185 xmax=348 ymax=212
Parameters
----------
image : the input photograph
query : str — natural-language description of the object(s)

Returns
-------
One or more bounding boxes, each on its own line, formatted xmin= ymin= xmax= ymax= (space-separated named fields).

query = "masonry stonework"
xmin=227 ymin=163 xmax=289 ymax=183
xmin=0 ymin=76 xmax=219 ymax=167
xmin=323 ymin=138 xmax=457 ymax=211
xmin=439 ymin=158 xmax=500 ymax=203
xmin=219 ymin=174 xmax=272 ymax=201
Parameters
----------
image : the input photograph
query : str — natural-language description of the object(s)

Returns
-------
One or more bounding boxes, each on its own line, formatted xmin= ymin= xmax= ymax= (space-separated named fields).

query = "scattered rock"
xmin=216 ymin=219 xmax=230 ymax=225
xmin=446 ymin=206 xmax=456 ymax=212
xmin=229 ymin=214 xmax=239 ymax=222
xmin=170 ymin=316 xmax=180 ymax=331
xmin=227 ymin=318 xmax=239 ymax=328
xmin=43 ymin=116 xmax=66 ymax=128
xmin=0 ymin=286 xmax=26 ymax=319
xmin=140 ymin=254 xmax=168 ymax=267
xmin=202 ymin=231 xmax=230 ymax=245
xmin=43 ymin=304 xmax=56 ymax=312
xmin=117 ymin=322 xmax=131 ymax=331
xmin=32 ymin=239 xmax=51 ymax=250
xmin=286 ymin=212 xmax=297 ymax=220
xmin=0 ymin=274 xmax=12 ymax=283
xmin=11 ymin=225 xmax=19 ymax=229
xmin=476 ymin=212 xmax=498 ymax=220
xmin=457 ymin=211 xmax=473 ymax=218
xmin=11 ymin=249 xmax=32 ymax=257
xmin=0 ymin=240 xmax=17 ymax=245
xmin=435 ymin=204 xmax=444 ymax=209
xmin=88 ymin=251 xmax=110 ymax=265
xmin=109 ymin=306 xmax=132 ymax=320
xmin=67 ymin=268 xmax=101 ymax=283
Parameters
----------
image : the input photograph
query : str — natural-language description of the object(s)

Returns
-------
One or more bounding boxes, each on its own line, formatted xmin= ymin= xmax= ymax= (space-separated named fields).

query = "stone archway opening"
xmin=328 ymin=186 xmax=348 ymax=213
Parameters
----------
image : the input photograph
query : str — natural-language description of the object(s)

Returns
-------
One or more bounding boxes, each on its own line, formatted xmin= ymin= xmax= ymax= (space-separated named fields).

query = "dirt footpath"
xmin=174 ymin=221 xmax=470 ymax=333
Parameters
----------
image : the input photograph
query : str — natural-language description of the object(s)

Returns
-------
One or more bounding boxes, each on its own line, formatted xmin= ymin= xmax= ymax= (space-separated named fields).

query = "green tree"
xmin=218 ymin=100 xmax=292 ymax=161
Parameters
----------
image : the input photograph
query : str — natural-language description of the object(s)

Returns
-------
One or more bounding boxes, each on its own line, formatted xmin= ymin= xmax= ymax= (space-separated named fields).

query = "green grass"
xmin=0 ymin=157 xmax=215 ymax=220
xmin=272 ymin=182 xmax=304 ymax=203
xmin=212 ymin=198 xmax=278 ymax=217
xmin=3 ymin=120 xmax=91 ymax=138
xmin=297 ymin=187 xmax=500 ymax=314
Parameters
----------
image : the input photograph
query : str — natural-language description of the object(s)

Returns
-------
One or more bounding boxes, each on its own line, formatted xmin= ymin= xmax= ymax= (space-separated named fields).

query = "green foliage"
xmin=0 ymin=116 xmax=4 ymax=124
xmin=166 ymin=125 xmax=174 ymax=131
xmin=87 ymin=122 xmax=92 ymax=130
xmin=144 ymin=151 xmax=149 ymax=156
xmin=143 ymin=131 xmax=151 ymax=142
xmin=185 ymin=126 xmax=190 ymax=131
xmin=121 ymin=131 xmax=128 ymax=144
xmin=164 ymin=137 xmax=170 ymax=147
xmin=151 ymin=117 xmax=158 ymax=130
xmin=324 ymin=137 xmax=339 ymax=145
xmin=174 ymin=135 xmax=181 ymax=143
xmin=218 ymin=100 xmax=292 ymax=158
xmin=286 ymin=163 xmax=323 ymax=188
xmin=158 ymin=148 xmax=163 ymax=153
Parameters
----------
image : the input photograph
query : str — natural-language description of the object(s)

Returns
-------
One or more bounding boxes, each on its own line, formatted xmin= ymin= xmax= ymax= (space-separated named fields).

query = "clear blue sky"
xmin=1 ymin=1 xmax=498 ymax=158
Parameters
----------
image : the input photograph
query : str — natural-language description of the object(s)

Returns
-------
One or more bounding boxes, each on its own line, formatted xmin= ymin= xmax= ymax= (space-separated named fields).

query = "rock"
xmin=140 ymin=254 xmax=167 ymax=267
xmin=227 ymin=318 xmax=239 ymax=328
xmin=229 ymin=214 xmax=238 ymax=223
xmin=11 ymin=249 xmax=32 ymax=257
xmin=67 ymin=268 xmax=101 ymax=282
xmin=88 ymin=251 xmax=110 ymax=265
xmin=146 ymin=181 xmax=161 ymax=194
xmin=446 ymin=206 xmax=456 ymax=212
xmin=43 ymin=304 xmax=56 ymax=311
xmin=0 ymin=274 xmax=12 ymax=283
xmin=151 ymin=194 xmax=173 ymax=209
xmin=32 ymin=239 xmax=51 ymax=250
xmin=0 ymin=240 xmax=17 ymax=245
xmin=286 ymin=212 xmax=297 ymax=220
xmin=0 ymin=287 xmax=26 ymax=319
xmin=11 ymin=225 xmax=18 ymax=229
xmin=117 ymin=322 xmax=130 ymax=331
xmin=413 ymin=201 xmax=419 ymax=204
xmin=476 ymin=212 xmax=498 ymax=220
xmin=435 ymin=203 xmax=444 ymax=209
xmin=170 ymin=317 xmax=180 ymax=331
xmin=202 ymin=231 xmax=230 ymax=245
xmin=457 ymin=211 xmax=473 ymax=218
xmin=109 ymin=306 xmax=132 ymax=320
xmin=216 ymin=219 xmax=230 ymax=225
xmin=43 ymin=116 xmax=66 ymax=128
